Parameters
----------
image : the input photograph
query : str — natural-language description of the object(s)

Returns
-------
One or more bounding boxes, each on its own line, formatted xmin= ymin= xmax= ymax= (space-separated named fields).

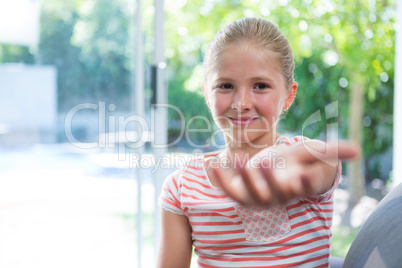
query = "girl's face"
xmin=203 ymin=43 xmax=297 ymax=147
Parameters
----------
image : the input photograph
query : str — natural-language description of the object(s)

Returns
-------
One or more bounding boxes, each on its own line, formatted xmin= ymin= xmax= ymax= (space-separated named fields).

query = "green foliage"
xmin=0 ymin=0 xmax=396 ymax=180
xmin=164 ymin=0 xmax=396 ymax=180
xmin=38 ymin=0 xmax=133 ymax=111
xmin=331 ymin=225 xmax=360 ymax=258
xmin=0 ymin=44 xmax=35 ymax=63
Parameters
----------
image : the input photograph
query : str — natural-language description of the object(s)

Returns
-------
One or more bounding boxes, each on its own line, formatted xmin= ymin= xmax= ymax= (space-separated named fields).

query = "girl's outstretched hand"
xmin=212 ymin=141 xmax=360 ymax=206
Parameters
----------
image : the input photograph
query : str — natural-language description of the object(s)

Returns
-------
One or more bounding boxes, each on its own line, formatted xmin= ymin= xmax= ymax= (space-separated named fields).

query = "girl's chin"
xmin=225 ymin=134 xmax=273 ymax=147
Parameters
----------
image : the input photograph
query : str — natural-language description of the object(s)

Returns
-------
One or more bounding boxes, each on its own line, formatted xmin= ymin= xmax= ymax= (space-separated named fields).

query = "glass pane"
xmin=0 ymin=0 xmax=154 ymax=267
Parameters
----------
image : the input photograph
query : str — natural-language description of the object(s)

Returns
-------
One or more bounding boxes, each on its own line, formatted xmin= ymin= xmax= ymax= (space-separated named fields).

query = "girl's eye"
xmin=218 ymin=83 xmax=233 ymax=90
xmin=254 ymin=83 xmax=270 ymax=90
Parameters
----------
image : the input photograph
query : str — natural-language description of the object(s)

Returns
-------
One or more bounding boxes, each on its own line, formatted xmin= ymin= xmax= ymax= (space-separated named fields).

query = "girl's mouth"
xmin=226 ymin=116 xmax=260 ymax=126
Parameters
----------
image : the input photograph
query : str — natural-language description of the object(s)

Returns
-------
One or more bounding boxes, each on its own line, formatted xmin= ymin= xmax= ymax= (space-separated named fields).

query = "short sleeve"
xmin=276 ymin=135 xmax=309 ymax=147
xmin=158 ymin=170 xmax=185 ymax=215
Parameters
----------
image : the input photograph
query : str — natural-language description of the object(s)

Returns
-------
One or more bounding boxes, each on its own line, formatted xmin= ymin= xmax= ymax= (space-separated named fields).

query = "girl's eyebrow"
xmin=214 ymin=76 xmax=234 ymax=81
xmin=250 ymin=76 xmax=275 ymax=83
xmin=215 ymin=76 xmax=275 ymax=83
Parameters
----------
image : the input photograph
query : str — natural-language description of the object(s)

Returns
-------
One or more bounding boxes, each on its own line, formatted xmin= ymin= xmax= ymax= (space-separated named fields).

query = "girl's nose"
xmin=231 ymin=89 xmax=252 ymax=111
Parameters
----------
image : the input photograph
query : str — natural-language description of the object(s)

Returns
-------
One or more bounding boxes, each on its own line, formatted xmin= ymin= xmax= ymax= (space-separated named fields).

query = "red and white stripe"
xmin=159 ymin=136 xmax=341 ymax=268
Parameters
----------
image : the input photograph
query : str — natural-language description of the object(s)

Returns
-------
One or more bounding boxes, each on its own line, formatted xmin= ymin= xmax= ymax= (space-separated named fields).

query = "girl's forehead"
xmin=217 ymin=42 xmax=279 ymax=63
xmin=211 ymin=43 xmax=283 ymax=75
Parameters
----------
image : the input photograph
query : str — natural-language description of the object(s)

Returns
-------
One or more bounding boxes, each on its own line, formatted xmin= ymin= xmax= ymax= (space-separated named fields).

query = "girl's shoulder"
xmin=172 ymin=152 xmax=216 ymax=176
xmin=161 ymin=152 xmax=213 ymax=191
xmin=182 ymin=151 xmax=220 ymax=166
xmin=276 ymin=135 xmax=311 ymax=147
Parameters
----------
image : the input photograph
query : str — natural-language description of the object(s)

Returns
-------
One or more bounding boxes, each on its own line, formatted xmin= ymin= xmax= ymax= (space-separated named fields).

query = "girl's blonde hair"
xmin=203 ymin=17 xmax=295 ymax=89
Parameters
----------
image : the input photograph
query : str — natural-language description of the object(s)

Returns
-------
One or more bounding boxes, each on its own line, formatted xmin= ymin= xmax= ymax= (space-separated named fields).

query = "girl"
xmin=157 ymin=17 xmax=359 ymax=268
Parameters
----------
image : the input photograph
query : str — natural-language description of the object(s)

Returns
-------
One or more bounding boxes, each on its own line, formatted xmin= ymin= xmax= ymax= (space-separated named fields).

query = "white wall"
xmin=0 ymin=0 xmax=40 ymax=46
xmin=0 ymin=64 xmax=57 ymax=144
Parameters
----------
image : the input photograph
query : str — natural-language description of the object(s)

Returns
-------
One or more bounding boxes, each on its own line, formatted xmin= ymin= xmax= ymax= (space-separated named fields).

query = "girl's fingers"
xmin=261 ymin=164 xmax=307 ymax=203
xmin=212 ymin=167 xmax=250 ymax=204
xmin=296 ymin=141 xmax=360 ymax=164
xmin=213 ymin=163 xmax=320 ymax=206
xmin=338 ymin=141 xmax=361 ymax=159
xmin=260 ymin=166 xmax=289 ymax=204
xmin=211 ymin=140 xmax=358 ymax=206
xmin=240 ymin=167 xmax=272 ymax=204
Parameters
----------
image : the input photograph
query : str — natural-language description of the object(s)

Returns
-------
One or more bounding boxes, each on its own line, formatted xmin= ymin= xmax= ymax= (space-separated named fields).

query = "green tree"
xmin=1 ymin=0 xmax=395 ymax=195
xmin=164 ymin=0 xmax=395 ymax=204
xmin=39 ymin=0 xmax=133 ymax=111
xmin=0 ymin=44 xmax=35 ymax=63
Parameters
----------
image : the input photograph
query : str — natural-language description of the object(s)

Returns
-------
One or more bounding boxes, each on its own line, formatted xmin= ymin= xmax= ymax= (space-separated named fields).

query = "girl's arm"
xmin=213 ymin=140 xmax=360 ymax=205
xmin=157 ymin=209 xmax=193 ymax=268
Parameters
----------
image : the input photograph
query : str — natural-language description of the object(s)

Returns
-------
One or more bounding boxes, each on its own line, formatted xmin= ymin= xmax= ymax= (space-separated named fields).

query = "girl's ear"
xmin=202 ymin=82 xmax=211 ymax=109
xmin=283 ymin=82 xmax=298 ymax=110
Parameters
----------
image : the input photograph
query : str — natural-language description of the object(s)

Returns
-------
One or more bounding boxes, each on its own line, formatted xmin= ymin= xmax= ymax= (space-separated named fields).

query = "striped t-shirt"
xmin=159 ymin=136 xmax=341 ymax=268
